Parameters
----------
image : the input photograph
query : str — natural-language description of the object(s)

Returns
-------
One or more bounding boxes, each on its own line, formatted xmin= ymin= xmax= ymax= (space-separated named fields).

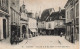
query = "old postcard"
xmin=0 ymin=0 xmax=79 ymax=49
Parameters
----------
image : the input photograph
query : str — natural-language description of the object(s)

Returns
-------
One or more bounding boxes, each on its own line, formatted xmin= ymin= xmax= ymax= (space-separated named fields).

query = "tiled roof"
xmin=50 ymin=9 xmax=65 ymax=21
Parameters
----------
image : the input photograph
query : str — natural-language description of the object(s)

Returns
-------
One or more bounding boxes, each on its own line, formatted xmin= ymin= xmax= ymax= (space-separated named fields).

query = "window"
xmin=48 ymin=23 xmax=51 ymax=28
xmin=67 ymin=11 xmax=68 ymax=19
xmin=76 ymin=3 xmax=79 ymax=17
xmin=2 ymin=0 xmax=4 ymax=6
xmin=76 ymin=18 xmax=79 ymax=24
xmin=70 ymin=8 xmax=74 ymax=19
xmin=13 ymin=11 xmax=15 ymax=22
xmin=6 ymin=0 xmax=8 ymax=8
xmin=76 ymin=27 xmax=79 ymax=34
xmin=14 ymin=11 xmax=15 ymax=22
xmin=11 ymin=9 xmax=13 ymax=22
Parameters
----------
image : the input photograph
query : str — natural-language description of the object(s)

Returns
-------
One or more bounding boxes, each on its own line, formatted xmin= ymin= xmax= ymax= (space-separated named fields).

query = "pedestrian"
xmin=60 ymin=32 xmax=63 ymax=37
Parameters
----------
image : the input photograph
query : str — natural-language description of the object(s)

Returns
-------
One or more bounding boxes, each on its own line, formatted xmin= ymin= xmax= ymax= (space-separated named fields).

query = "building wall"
xmin=20 ymin=13 xmax=28 ymax=38
xmin=10 ymin=0 xmax=20 ymax=25
xmin=8 ymin=0 xmax=20 ymax=38
xmin=28 ymin=17 xmax=38 ymax=36
xmin=74 ymin=0 xmax=79 ymax=41
xmin=0 ymin=0 xmax=9 ymax=40
xmin=54 ymin=20 xmax=65 ymax=28
xmin=21 ymin=13 xmax=28 ymax=20
xmin=0 ymin=17 xmax=3 ymax=39
xmin=38 ymin=21 xmax=46 ymax=29
xmin=65 ymin=0 xmax=79 ymax=43
xmin=28 ymin=18 xmax=37 ymax=29
xmin=20 ymin=4 xmax=28 ymax=39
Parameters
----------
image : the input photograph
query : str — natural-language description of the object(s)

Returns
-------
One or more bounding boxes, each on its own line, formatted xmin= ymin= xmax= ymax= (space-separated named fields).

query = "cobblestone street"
xmin=0 ymin=36 xmax=78 ymax=49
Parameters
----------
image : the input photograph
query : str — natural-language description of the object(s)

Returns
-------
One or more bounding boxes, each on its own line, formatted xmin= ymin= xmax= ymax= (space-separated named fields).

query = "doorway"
xmin=22 ymin=25 xmax=26 ymax=38
xmin=3 ymin=19 xmax=6 ymax=39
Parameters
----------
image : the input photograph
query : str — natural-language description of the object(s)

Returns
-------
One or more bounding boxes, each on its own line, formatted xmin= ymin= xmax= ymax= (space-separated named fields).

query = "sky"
xmin=20 ymin=0 xmax=68 ymax=13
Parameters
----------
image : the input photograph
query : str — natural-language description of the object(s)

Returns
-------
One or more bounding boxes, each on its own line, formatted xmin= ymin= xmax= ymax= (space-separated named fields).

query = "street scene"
xmin=0 ymin=36 xmax=78 ymax=49
xmin=0 ymin=0 xmax=79 ymax=49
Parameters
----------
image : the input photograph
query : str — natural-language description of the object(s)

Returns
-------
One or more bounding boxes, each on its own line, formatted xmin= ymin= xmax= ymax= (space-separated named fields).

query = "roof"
xmin=50 ymin=9 xmax=65 ymax=21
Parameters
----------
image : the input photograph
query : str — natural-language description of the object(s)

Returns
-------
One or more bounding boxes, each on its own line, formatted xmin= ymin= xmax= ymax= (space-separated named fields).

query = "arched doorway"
xmin=3 ymin=19 xmax=6 ymax=39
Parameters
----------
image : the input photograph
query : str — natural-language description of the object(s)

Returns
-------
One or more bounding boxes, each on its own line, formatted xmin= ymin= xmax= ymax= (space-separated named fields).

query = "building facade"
xmin=0 ymin=0 xmax=10 ymax=40
xmin=28 ymin=12 xmax=38 ymax=37
xmin=9 ymin=0 xmax=20 ymax=39
xmin=46 ymin=9 xmax=65 ymax=35
xmin=20 ymin=4 xmax=28 ymax=39
xmin=65 ymin=0 xmax=79 ymax=43
xmin=38 ymin=21 xmax=46 ymax=35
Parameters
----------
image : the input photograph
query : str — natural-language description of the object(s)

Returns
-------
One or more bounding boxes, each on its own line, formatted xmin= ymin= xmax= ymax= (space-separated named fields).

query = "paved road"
xmin=18 ymin=36 xmax=75 ymax=46
xmin=0 ymin=36 xmax=78 ymax=49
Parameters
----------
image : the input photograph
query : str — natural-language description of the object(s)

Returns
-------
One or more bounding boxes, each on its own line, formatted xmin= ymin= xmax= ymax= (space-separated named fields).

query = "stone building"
xmin=9 ymin=0 xmax=20 ymax=38
xmin=38 ymin=21 xmax=46 ymax=35
xmin=20 ymin=4 xmax=28 ymax=39
xmin=0 ymin=0 xmax=10 ymax=40
xmin=64 ymin=0 xmax=79 ymax=43
xmin=28 ymin=12 xmax=38 ymax=37
xmin=46 ymin=9 xmax=65 ymax=35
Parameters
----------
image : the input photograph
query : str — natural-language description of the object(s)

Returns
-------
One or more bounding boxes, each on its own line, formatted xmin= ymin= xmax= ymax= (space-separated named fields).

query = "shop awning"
xmin=30 ymin=29 xmax=37 ymax=32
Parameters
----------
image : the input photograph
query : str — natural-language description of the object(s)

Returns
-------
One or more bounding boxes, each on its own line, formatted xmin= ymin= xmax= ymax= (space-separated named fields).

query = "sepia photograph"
xmin=0 ymin=0 xmax=79 ymax=49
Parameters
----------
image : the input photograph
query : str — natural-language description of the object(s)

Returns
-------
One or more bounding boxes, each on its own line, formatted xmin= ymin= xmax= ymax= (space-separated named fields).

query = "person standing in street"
xmin=60 ymin=32 xmax=63 ymax=37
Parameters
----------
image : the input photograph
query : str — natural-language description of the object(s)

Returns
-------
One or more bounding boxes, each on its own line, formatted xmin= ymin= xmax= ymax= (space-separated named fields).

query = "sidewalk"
xmin=0 ymin=37 xmax=10 ymax=45
xmin=58 ymin=36 xmax=74 ymax=45
xmin=0 ymin=36 xmax=79 ymax=49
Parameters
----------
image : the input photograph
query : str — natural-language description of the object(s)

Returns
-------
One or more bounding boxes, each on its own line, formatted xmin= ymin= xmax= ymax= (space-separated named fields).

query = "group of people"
xmin=10 ymin=31 xmax=21 ymax=45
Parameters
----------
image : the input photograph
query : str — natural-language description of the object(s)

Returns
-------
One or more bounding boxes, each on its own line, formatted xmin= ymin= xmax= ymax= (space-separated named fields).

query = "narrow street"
xmin=0 ymin=0 xmax=79 ymax=49
xmin=0 ymin=36 xmax=78 ymax=49
xmin=19 ymin=36 xmax=73 ymax=46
